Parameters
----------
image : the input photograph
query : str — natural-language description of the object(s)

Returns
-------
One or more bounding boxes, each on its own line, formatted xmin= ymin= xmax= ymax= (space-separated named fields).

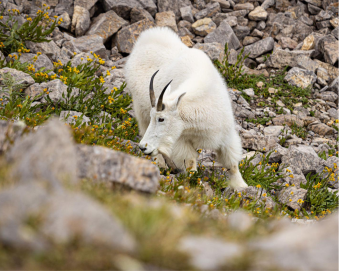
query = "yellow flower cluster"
xmin=59 ymin=75 xmax=67 ymax=84
xmin=35 ymin=72 xmax=49 ymax=79
xmin=27 ymin=64 xmax=35 ymax=72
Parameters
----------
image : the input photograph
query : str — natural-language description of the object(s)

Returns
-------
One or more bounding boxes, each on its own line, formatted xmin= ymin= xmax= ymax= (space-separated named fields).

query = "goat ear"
xmin=175 ymin=92 xmax=186 ymax=108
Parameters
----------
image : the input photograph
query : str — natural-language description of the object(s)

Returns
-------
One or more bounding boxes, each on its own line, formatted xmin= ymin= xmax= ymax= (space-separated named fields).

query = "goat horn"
xmin=157 ymin=80 xmax=172 ymax=111
xmin=149 ymin=70 xmax=159 ymax=107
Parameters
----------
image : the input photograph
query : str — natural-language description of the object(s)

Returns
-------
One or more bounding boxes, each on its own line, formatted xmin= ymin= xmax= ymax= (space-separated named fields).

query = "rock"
xmin=0 ymin=51 xmax=6 ymax=65
xmin=0 ymin=120 xmax=26 ymax=154
xmin=316 ymin=91 xmax=338 ymax=102
xmin=233 ymin=25 xmax=251 ymax=40
xmin=72 ymin=6 xmax=90 ymax=37
xmin=74 ymin=0 xmax=98 ymax=11
xmin=194 ymin=2 xmax=220 ymax=21
xmin=130 ymin=7 xmax=154 ymax=24
xmin=265 ymin=49 xmax=313 ymax=69
xmin=327 ymin=108 xmax=339 ymax=119
xmin=241 ymin=132 xmax=278 ymax=151
xmin=318 ymin=35 xmax=339 ymax=65
xmin=272 ymin=115 xmax=304 ymax=127
xmin=212 ymin=13 xmax=235 ymax=27
xmin=179 ymin=236 xmax=243 ymax=270
xmin=86 ymin=10 xmax=129 ymax=43
xmin=155 ymin=11 xmax=178 ymax=32
xmin=261 ymin=0 xmax=275 ymax=10
xmin=328 ymin=77 xmax=339 ymax=92
xmin=332 ymin=27 xmax=338 ymax=39
xmin=233 ymin=186 xmax=276 ymax=209
xmin=19 ymin=53 xmax=53 ymax=72
xmin=116 ymin=19 xmax=155 ymax=54
xmin=234 ymin=3 xmax=254 ymax=11
xmin=243 ymin=37 xmax=274 ymax=59
xmin=263 ymin=126 xmax=284 ymax=137
xmin=314 ymin=59 xmax=339 ymax=82
xmin=284 ymin=67 xmax=317 ymax=89
xmin=63 ymin=35 xmax=107 ymax=59
xmin=280 ymin=37 xmax=298 ymax=49
xmin=194 ymin=42 xmax=224 ymax=62
xmin=25 ymin=40 xmax=61 ymax=61
xmin=103 ymin=0 xmax=157 ymax=20
xmin=180 ymin=6 xmax=194 ymax=23
xmin=181 ymin=36 xmax=194 ymax=47
xmin=192 ymin=18 xmax=216 ymax=36
xmin=0 ymin=68 xmax=35 ymax=91
xmin=212 ymin=0 xmax=230 ymax=10
xmin=0 ymin=182 xmax=136 ymax=252
xmin=243 ymin=88 xmax=255 ymax=97
xmin=76 ymin=144 xmax=160 ymax=193
xmin=204 ymin=21 xmax=240 ymax=50
xmin=57 ymin=12 xmax=71 ymax=30
xmin=248 ymin=6 xmax=268 ymax=21
xmin=296 ymin=55 xmax=319 ymax=72
xmin=41 ymin=79 xmax=79 ymax=103
xmin=7 ymin=118 xmax=78 ymax=186
xmin=41 ymin=190 xmax=136 ymax=252
xmin=251 ymin=213 xmax=338 ymax=271
xmin=308 ymin=122 xmax=336 ymax=136
xmin=157 ymin=0 xmax=192 ymax=21
xmin=242 ymin=36 xmax=260 ymax=46
xmin=281 ymin=145 xmax=324 ymax=176
xmin=227 ymin=210 xmax=254 ymax=232
xmin=59 ymin=111 xmax=90 ymax=126
xmin=278 ymin=186 xmax=307 ymax=210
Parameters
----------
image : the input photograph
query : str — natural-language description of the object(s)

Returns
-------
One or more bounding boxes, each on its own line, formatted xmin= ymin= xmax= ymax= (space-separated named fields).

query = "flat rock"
xmin=86 ymin=10 xmax=129 ymax=43
xmin=281 ymin=145 xmax=324 ymax=175
xmin=308 ymin=122 xmax=336 ymax=136
xmin=103 ymin=0 xmax=157 ymax=19
xmin=265 ymin=49 xmax=314 ymax=69
xmin=76 ymin=144 xmax=160 ymax=193
xmin=116 ymin=19 xmax=156 ymax=54
xmin=204 ymin=20 xmax=240 ymax=50
xmin=241 ymin=132 xmax=278 ymax=151
xmin=40 ymin=79 xmax=79 ymax=103
xmin=0 ymin=68 xmax=35 ymax=90
xmin=284 ymin=67 xmax=317 ymax=89
xmin=234 ymin=3 xmax=254 ymax=11
xmin=316 ymin=91 xmax=338 ymax=102
xmin=272 ymin=115 xmax=304 ymax=127
xmin=243 ymin=37 xmax=274 ymax=58
xmin=194 ymin=2 xmax=220 ymax=20
xmin=280 ymin=37 xmax=298 ymax=49
xmin=25 ymin=40 xmax=61 ymax=61
xmin=318 ymin=35 xmax=339 ymax=65
xmin=278 ymin=186 xmax=307 ymax=210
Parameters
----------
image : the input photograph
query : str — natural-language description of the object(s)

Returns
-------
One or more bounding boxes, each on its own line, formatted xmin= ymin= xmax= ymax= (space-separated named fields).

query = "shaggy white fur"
xmin=124 ymin=27 xmax=248 ymax=188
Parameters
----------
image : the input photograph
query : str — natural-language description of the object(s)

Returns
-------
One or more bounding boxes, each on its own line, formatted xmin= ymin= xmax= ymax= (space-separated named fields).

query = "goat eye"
xmin=158 ymin=118 xmax=164 ymax=122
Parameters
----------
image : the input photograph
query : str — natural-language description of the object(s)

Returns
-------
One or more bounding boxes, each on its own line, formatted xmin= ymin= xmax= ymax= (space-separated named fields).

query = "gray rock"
xmin=179 ymin=236 xmax=243 ymax=270
xmin=233 ymin=25 xmax=251 ymax=40
xmin=41 ymin=79 xmax=79 ymax=103
xmin=263 ymin=126 xmax=284 ymax=137
xmin=248 ymin=6 xmax=268 ymax=21
xmin=234 ymin=2 xmax=254 ymax=11
xmin=281 ymin=145 xmax=324 ymax=176
xmin=284 ymin=67 xmax=317 ymax=89
xmin=204 ymin=20 xmax=241 ymax=50
xmin=227 ymin=210 xmax=254 ymax=232
xmin=242 ymin=88 xmax=255 ymax=96
xmin=257 ymin=20 xmax=266 ymax=30
xmin=41 ymin=191 xmax=136 ymax=252
xmin=272 ymin=115 xmax=304 ymax=127
xmin=86 ymin=10 xmax=129 ymax=43
xmin=0 ymin=120 xmax=26 ymax=154
xmin=74 ymin=0 xmax=98 ymax=11
xmin=318 ymin=35 xmax=339 ymax=65
xmin=6 ymin=118 xmax=78 ymax=187
xmin=70 ymin=52 xmax=93 ymax=67
xmin=63 ymin=34 xmax=108 ymax=59
xmin=332 ymin=26 xmax=338 ymax=39
xmin=212 ymin=13 xmax=237 ymax=27
xmin=328 ymin=76 xmax=339 ymax=92
xmin=308 ymin=122 xmax=336 ymax=136
xmin=261 ymin=0 xmax=276 ymax=10
xmin=25 ymin=40 xmax=61 ymax=61
xmin=180 ymin=6 xmax=194 ymax=23
xmin=193 ymin=42 xmax=224 ymax=62
xmin=157 ymin=0 xmax=192 ymax=21
xmin=304 ymin=0 xmax=322 ymax=7
xmin=59 ymin=111 xmax=90 ymax=126
xmin=192 ymin=18 xmax=216 ymax=36
xmin=251 ymin=213 xmax=338 ymax=271
xmin=296 ymin=55 xmax=320 ymax=72
xmin=19 ymin=53 xmax=54 ymax=72
xmin=327 ymin=108 xmax=339 ymax=119
xmin=241 ymin=132 xmax=278 ymax=151
xmin=72 ymin=5 xmax=90 ymax=37
xmin=58 ymin=12 xmax=71 ymax=30
xmin=194 ymin=2 xmax=220 ymax=21
xmin=212 ymin=0 xmax=230 ymax=10
xmin=76 ymin=144 xmax=160 ymax=193
xmin=278 ymin=186 xmax=307 ymax=210
xmin=155 ymin=11 xmax=178 ymax=32
xmin=316 ymin=91 xmax=338 ymax=103
xmin=116 ymin=19 xmax=156 ymax=54
xmin=0 ymin=68 xmax=35 ymax=90
xmin=243 ymin=37 xmax=274 ymax=58
xmin=130 ymin=7 xmax=154 ymax=24
xmin=103 ymin=0 xmax=157 ymax=19
xmin=279 ymin=37 xmax=298 ymax=49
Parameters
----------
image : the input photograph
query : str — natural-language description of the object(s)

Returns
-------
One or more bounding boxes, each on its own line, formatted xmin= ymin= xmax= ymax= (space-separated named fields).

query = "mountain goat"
xmin=124 ymin=27 xmax=248 ymax=188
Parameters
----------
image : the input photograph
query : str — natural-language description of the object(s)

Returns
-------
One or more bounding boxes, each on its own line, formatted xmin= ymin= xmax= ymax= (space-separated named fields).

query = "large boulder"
xmin=0 ymin=68 xmax=35 ymax=90
xmin=284 ymin=67 xmax=317 ymax=89
xmin=71 ymin=5 xmax=91 ymax=37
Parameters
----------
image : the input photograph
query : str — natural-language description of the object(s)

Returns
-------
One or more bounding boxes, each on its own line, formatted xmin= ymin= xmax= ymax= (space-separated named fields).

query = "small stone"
xmin=181 ymin=35 xmax=194 ymax=47
xmin=193 ymin=42 xmax=224 ymax=62
xmin=155 ymin=11 xmax=178 ymax=32
xmin=248 ymin=6 xmax=268 ymax=21
xmin=272 ymin=115 xmax=304 ymax=127
xmin=268 ymin=87 xmax=278 ymax=94
xmin=180 ymin=6 xmax=194 ymax=23
xmin=243 ymin=37 xmax=274 ymax=58
xmin=192 ymin=18 xmax=216 ymax=36
xmin=243 ymin=36 xmax=260 ymax=46
xmin=194 ymin=2 xmax=221 ymax=21
xmin=243 ymin=88 xmax=255 ymax=96
xmin=234 ymin=3 xmax=254 ymax=11
xmin=308 ymin=122 xmax=336 ymax=136
xmin=280 ymin=37 xmax=298 ymax=49
xmin=264 ymin=126 xmax=284 ymax=137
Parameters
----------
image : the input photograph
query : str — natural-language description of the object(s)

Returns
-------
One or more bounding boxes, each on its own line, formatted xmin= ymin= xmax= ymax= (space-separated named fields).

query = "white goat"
xmin=124 ymin=27 xmax=248 ymax=188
